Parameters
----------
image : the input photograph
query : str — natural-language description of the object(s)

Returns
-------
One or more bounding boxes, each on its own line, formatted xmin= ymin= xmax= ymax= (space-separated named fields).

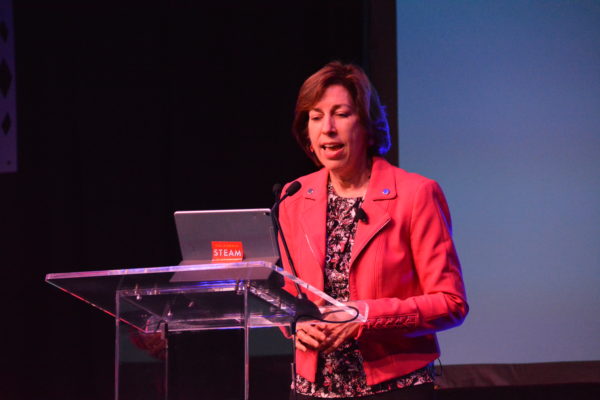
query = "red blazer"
xmin=278 ymin=157 xmax=468 ymax=385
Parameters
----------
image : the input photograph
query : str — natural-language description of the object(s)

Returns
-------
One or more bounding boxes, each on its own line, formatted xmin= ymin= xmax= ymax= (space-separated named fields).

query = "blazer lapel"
xmin=296 ymin=158 xmax=397 ymax=274
xmin=299 ymin=169 xmax=328 ymax=271
xmin=350 ymin=158 xmax=396 ymax=267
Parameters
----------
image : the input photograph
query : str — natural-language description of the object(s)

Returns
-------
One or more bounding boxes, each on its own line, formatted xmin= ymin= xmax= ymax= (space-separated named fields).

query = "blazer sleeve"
xmin=360 ymin=180 xmax=468 ymax=337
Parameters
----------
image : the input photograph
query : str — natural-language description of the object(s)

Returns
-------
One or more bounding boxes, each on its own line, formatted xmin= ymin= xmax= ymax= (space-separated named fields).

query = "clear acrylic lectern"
xmin=46 ymin=261 xmax=365 ymax=400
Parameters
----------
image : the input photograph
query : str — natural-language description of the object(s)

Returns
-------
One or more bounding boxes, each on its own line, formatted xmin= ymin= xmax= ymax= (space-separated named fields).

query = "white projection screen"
xmin=396 ymin=0 xmax=600 ymax=365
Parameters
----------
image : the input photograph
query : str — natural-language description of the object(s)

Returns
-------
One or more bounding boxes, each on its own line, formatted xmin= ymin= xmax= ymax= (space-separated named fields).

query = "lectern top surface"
xmin=45 ymin=262 xmax=366 ymax=332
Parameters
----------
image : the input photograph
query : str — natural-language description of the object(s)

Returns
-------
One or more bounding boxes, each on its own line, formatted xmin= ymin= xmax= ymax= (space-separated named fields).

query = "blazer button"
xmin=382 ymin=188 xmax=390 ymax=195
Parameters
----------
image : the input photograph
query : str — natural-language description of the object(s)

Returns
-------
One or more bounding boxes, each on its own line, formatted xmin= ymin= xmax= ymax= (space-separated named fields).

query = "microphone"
xmin=271 ymin=181 xmax=302 ymax=279
xmin=356 ymin=207 xmax=368 ymax=223
xmin=271 ymin=183 xmax=283 ymax=236
xmin=354 ymin=199 xmax=368 ymax=224
xmin=272 ymin=183 xmax=283 ymax=199
xmin=271 ymin=182 xmax=300 ymax=234
xmin=282 ymin=181 xmax=301 ymax=198
xmin=270 ymin=181 xmax=321 ymax=320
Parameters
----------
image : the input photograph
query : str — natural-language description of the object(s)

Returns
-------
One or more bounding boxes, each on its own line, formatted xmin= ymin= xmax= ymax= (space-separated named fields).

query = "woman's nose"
xmin=322 ymin=115 xmax=336 ymax=134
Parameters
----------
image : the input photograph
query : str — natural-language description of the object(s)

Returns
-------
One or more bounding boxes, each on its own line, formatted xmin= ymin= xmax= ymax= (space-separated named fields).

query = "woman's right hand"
xmin=295 ymin=323 xmax=327 ymax=352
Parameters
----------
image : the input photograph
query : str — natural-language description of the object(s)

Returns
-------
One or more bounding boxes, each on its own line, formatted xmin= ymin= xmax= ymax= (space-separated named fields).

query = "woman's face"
xmin=307 ymin=85 xmax=369 ymax=177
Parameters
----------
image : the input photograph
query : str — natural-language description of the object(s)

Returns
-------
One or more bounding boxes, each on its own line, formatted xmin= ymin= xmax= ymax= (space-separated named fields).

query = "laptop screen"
xmin=174 ymin=208 xmax=280 ymax=266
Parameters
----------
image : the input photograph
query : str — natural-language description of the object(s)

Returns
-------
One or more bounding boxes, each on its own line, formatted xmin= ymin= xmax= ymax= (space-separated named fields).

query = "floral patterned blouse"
xmin=295 ymin=184 xmax=433 ymax=398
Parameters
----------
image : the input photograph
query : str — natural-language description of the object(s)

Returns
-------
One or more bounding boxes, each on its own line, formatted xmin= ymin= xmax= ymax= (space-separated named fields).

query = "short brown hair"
xmin=292 ymin=61 xmax=391 ymax=165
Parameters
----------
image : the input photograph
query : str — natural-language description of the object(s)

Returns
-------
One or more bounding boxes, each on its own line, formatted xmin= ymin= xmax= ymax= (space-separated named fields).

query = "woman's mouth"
xmin=320 ymin=143 xmax=345 ymax=159
xmin=321 ymin=143 xmax=344 ymax=150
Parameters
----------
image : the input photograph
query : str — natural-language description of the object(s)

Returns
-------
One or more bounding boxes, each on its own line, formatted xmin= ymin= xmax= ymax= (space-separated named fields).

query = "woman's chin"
xmin=319 ymin=159 xmax=349 ymax=173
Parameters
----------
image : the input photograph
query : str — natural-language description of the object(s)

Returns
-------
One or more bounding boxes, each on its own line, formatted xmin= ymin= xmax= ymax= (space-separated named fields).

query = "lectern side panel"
xmin=117 ymin=292 xmax=167 ymax=400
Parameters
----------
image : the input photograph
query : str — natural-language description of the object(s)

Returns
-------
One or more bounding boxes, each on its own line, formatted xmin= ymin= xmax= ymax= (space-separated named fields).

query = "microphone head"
xmin=285 ymin=181 xmax=302 ymax=196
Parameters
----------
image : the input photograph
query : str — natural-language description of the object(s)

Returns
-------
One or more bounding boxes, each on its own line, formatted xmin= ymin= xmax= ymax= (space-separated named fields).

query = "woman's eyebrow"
xmin=332 ymin=104 xmax=352 ymax=110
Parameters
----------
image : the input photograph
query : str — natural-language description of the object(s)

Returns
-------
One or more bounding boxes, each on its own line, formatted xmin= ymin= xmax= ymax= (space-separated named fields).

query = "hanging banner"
xmin=0 ymin=0 xmax=17 ymax=173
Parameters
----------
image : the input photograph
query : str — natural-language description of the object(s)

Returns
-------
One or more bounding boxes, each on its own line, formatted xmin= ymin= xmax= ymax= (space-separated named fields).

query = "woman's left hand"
xmin=317 ymin=321 xmax=361 ymax=354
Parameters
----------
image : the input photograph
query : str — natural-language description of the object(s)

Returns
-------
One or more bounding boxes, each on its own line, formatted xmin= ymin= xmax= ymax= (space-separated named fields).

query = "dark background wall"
xmin=2 ymin=1 xmax=599 ymax=399
xmin=0 ymin=1 xmax=396 ymax=399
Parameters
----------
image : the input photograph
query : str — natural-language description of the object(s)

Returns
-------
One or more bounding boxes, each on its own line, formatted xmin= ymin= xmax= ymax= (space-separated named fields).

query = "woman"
xmin=278 ymin=62 xmax=468 ymax=400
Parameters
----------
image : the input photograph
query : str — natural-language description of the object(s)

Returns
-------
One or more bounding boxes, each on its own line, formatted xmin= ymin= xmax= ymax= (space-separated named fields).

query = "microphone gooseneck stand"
xmin=271 ymin=181 xmax=360 ymax=399
xmin=271 ymin=181 xmax=319 ymax=400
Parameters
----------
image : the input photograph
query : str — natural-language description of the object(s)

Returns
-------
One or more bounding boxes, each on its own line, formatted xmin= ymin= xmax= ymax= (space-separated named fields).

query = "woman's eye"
xmin=336 ymin=112 xmax=349 ymax=118
xmin=310 ymin=115 xmax=322 ymax=121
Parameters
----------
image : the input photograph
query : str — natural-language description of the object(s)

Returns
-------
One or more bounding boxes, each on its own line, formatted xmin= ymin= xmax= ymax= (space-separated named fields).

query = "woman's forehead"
xmin=310 ymin=85 xmax=355 ymax=110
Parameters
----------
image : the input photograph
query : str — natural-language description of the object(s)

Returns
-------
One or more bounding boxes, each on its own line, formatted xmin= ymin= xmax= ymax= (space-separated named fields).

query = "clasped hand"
xmin=295 ymin=321 xmax=360 ymax=354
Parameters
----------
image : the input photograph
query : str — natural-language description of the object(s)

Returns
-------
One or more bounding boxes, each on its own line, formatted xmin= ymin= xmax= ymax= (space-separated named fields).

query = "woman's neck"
xmin=329 ymin=159 xmax=372 ymax=198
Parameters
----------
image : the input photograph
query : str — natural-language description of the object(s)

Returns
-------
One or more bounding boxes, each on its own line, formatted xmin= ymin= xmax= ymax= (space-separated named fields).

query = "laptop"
xmin=174 ymin=208 xmax=280 ymax=266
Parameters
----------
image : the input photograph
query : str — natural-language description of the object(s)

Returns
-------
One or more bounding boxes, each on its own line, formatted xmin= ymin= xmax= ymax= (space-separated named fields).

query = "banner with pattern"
xmin=0 ymin=0 xmax=17 ymax=173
